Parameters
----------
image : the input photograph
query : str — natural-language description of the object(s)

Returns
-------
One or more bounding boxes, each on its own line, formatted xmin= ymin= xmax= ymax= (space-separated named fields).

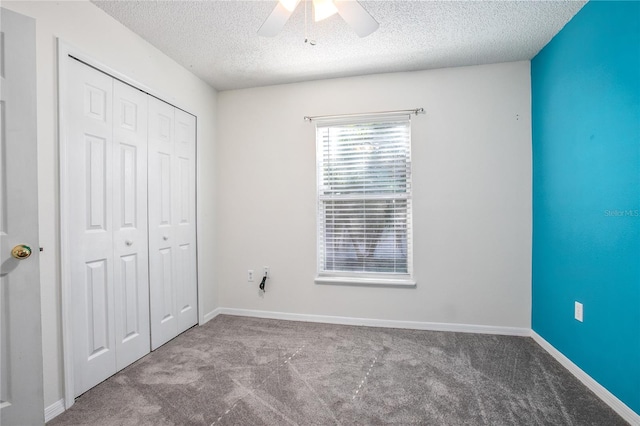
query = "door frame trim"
xmin=57 ymin=39 xmax=203 ymax=409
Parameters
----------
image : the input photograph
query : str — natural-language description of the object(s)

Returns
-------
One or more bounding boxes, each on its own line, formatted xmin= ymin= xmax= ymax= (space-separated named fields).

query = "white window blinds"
xmin=316 ymin=115 xmax=413 ymax=281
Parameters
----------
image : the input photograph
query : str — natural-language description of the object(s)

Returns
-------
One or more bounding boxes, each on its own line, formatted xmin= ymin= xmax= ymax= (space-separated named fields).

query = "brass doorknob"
xmin=11 ymin=245 xmax=32 ymax=260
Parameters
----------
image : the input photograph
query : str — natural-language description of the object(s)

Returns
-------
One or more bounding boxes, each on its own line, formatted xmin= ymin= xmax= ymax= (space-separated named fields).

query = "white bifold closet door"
xmin=148 ymin=97 xmax=198 ymax=350
xmin=67 ymin=59 xmax=150 ymax=396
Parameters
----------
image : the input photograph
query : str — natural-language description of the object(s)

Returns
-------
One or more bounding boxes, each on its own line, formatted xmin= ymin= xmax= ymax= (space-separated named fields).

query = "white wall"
xmin=3 ymin=0 xmax=218 ymax=408
xmin=216 ymin=62 xmax=532 ymax=328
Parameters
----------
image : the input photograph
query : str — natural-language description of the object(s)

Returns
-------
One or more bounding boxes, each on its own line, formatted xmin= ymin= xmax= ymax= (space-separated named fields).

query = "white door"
xmin=148 ymin=98 xmax=197 ymax=350
xmin=173 ymin=109 xmax=197 ymax=334
xmin=148 ymin=98 xmax=177 ymax=350
xmin=66 ymin=58 xmax=150 ymax=396
xmin=0 ymin=7 xmax=45 ymax=426
xmin=112 ymin=80 xmax=150 ymax=372
xmin=67 ymin=58 xmax=116 ymax=396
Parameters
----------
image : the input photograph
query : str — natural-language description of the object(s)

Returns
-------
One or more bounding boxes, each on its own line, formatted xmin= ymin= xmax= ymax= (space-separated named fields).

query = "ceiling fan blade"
xmin=258 ymin=2 xmax=297 ymax=37
xmin=334 ymin=0 xmax=379 ymax=37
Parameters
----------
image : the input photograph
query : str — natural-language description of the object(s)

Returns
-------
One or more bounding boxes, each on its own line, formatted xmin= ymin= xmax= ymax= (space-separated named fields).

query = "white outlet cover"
xmin=574 ymin=301 xmax=583 ymax=322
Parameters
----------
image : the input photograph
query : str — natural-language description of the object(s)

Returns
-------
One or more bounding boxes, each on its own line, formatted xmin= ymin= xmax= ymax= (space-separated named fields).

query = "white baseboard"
xmin=531 ymin=331 xmax=639 ymax=425
xmin=215 ymin=307 xmax=530 ymax=336
xmin=201 ymin=308 xmax=222 ymax=325
xmin=44 ymin=398 xmax=66 ymax=423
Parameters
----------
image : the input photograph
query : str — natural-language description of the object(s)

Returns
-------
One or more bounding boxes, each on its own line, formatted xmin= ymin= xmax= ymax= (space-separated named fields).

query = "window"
xmin=315 ymin=115 xmax=414 ymax=286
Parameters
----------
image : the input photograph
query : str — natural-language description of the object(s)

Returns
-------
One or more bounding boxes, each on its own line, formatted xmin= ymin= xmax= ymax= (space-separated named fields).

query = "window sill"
xmin=315 ymin=276 xmax=416 ymax=288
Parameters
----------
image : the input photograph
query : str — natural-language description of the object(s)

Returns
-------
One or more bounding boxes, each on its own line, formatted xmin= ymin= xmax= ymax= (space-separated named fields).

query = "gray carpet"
xmin=49 ymin=315 xmax=627 ymax=425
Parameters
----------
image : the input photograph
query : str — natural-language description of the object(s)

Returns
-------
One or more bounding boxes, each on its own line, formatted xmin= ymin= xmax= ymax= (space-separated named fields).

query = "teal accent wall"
xmin=532 ymin=0 xmax=640 ymax=414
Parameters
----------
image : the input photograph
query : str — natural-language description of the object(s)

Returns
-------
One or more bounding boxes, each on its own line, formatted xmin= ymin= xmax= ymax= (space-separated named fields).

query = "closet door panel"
xmin=174 ymin=110 xmax=197 ymax=333
xmin=112 ymin=80 xmax=150 ymax=370
xmin=67 ymin=59 xmax=117 ymax=396
xmin=148 ymin=97 xmax=178 ymax=350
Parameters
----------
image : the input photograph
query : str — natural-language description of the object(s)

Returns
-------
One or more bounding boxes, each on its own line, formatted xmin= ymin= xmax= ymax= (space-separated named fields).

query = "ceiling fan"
xmin=258 ymin=0 xmax=379 ymax=38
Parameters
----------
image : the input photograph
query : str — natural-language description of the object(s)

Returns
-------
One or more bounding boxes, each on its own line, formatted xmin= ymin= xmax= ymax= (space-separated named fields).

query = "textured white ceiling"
xmin=92 ymin=0 xmax=586 ymax=91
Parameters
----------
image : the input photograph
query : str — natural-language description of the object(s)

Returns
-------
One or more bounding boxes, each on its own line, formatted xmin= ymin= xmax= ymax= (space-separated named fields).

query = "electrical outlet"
xmin=248 ymin=269 xmax=254 ymax=282
xmin=575 ymin=301 xmax=583 ymax=322
xmin=263 ymin=266 xmax=269 ymax=277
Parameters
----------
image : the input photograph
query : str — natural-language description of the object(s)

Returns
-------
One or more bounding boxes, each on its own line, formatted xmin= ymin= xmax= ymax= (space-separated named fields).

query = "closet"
xmin=64 ymin=58 xmax=197 ymax=396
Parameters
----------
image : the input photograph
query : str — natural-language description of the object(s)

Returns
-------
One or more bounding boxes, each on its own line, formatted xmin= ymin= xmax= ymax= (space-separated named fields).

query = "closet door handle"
xmin=163 ymin=235 xmax=169 ymax=241
xmin=125 ymin=240 xmax=133 ymax=246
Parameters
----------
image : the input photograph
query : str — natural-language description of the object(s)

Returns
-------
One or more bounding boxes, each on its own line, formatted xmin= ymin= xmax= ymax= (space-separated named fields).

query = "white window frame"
xmin=314 ymin=114 xmax=415 ymax=287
